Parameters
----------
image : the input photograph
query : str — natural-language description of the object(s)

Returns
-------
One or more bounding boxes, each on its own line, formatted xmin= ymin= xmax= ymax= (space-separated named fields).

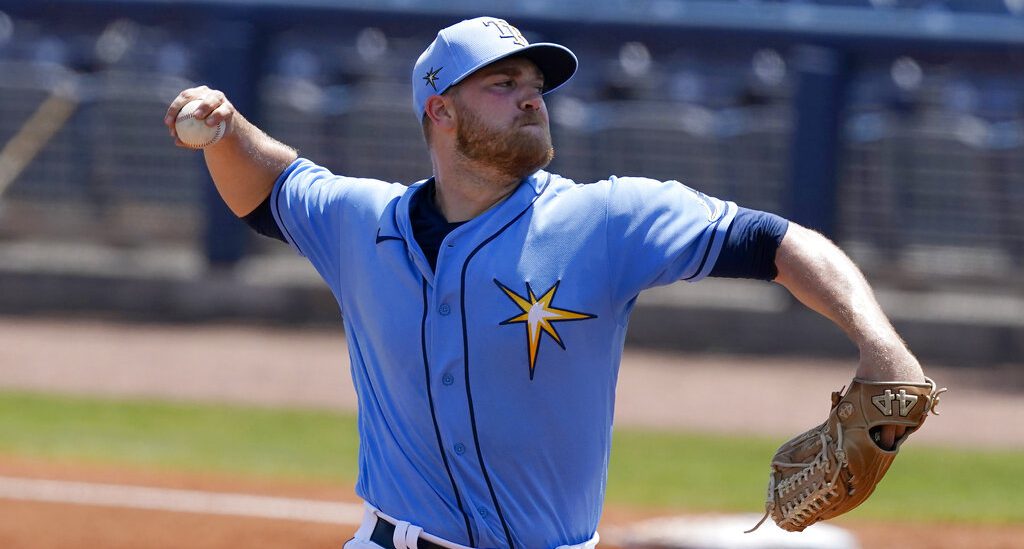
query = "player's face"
xmin=450 ymin=57 xmax=554 ymax=180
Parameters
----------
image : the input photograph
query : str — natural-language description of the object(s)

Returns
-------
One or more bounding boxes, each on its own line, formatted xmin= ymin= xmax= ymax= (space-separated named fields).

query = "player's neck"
xmin=432 ymin=161 xmax=521 ymax=223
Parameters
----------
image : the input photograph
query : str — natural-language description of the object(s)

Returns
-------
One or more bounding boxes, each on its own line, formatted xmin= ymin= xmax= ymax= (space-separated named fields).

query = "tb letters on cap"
xmin=482 ymin=19 xmax=528 ymax=46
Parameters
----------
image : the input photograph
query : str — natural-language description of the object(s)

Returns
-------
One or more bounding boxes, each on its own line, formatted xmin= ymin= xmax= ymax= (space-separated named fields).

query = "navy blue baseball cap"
xmin=412 ymin=16 xmax=578 ymax=116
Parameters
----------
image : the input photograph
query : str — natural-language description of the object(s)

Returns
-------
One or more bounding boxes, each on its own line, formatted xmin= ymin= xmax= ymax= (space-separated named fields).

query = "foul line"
xmin=0 ymin=476 xmax=364 ymax=525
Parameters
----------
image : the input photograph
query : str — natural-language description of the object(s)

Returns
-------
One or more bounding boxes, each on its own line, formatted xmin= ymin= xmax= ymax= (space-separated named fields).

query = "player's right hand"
xmin=163 ymin=86 xmax=236 ymax=148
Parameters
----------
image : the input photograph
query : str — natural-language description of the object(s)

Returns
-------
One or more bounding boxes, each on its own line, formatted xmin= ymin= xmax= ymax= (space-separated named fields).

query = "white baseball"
xmin=175 ymin=99 xmax=226 ymax=149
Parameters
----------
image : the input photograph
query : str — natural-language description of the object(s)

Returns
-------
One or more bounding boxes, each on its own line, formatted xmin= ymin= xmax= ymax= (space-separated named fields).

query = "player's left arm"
xmin=710 ymin=209 xmax=922 ymax=384
xmin=772 ymin=223 xmax=924 ymax=383
xmin=771 ymin=222 xmax=926 ymax=447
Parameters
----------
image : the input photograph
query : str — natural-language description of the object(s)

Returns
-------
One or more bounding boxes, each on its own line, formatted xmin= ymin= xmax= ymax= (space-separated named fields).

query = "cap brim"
xmin=445 ymin=43 xmax=578 ymax=96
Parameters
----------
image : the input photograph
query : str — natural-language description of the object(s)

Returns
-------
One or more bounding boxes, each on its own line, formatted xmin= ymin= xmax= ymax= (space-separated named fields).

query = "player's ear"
xmin=424 ymin=95 xmax=456 ymax=131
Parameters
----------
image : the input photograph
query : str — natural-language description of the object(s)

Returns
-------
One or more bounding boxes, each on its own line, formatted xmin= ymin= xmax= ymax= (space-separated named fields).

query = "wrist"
xmin=855 ymin=340 xmax=925 ymax=382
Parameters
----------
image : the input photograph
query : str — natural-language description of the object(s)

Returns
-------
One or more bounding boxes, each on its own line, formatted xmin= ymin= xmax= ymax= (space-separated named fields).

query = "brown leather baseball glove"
xmin=747 ymin=377 xmax=946 ymax=533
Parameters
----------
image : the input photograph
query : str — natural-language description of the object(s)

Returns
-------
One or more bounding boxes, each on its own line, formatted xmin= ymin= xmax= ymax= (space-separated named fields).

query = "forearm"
xmin=203 ymin=112 xmax=297 ymax=216
xmin=772 ymin=223 xmax=925 ymax=382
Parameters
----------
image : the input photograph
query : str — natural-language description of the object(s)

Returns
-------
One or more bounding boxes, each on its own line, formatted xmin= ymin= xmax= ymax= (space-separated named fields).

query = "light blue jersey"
xmin=270 ymin=158 xmax=737 ymax=549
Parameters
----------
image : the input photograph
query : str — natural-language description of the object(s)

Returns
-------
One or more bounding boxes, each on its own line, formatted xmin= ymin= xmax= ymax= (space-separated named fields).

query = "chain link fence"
xmin=839 ymin=60 xmax=1024 ymax=287
xmin=0 ymin=13 xmax=1021 ymax=290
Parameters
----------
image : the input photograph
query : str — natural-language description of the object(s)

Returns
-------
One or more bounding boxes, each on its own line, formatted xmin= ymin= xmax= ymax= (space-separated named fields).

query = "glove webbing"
xmin=745 ymin=427 xmax=846 ymax=533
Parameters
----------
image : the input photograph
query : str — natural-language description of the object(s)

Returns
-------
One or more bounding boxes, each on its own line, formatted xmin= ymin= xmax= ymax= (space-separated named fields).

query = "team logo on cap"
xmin=423 ymin=66 xmax=443 ymax=91
xmin=494 ymin=278 xmax=597 ymax=380
xmin=482 ymin=19 xmax=528 ymax=47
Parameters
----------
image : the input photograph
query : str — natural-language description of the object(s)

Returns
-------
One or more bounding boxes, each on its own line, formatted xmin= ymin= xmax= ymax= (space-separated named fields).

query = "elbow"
xmin=772 ymin=222 xmax=825 ymax=286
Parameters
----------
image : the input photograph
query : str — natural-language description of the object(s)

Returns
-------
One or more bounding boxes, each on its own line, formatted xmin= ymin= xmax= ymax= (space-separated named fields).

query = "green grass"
xmin=607 ymin=429 xmax=778 ymax=511
xmin=606 ymin=428 xmax=1024 ymax=524
xmin=0 ymin=391 xmax=1021 ymax=524
xmin=0 ymin=391 xmax=359 ymax=481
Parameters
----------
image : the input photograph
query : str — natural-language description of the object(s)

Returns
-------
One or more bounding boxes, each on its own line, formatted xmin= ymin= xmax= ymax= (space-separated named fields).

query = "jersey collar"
xmin=392 ymin=170 xmax=550 ymax=237
xmin=383 ymin=170 xmax=551 ymax=280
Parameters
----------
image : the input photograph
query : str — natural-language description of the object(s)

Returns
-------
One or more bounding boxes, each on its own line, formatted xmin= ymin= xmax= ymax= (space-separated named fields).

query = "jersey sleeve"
xmin=605 ymin=176 xmax=738 ymax=303
xmin=269 ymin=157 xmax=401 ymax=288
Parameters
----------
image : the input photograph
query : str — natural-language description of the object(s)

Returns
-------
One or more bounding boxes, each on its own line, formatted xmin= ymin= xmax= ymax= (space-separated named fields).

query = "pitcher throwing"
xmin=164 ymin=16 xmax=938 ymax=549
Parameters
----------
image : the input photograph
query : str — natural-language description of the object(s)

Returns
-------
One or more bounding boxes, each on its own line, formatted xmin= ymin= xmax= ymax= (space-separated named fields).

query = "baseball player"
xmin=164 ymin=16 xmax=928 ymax=549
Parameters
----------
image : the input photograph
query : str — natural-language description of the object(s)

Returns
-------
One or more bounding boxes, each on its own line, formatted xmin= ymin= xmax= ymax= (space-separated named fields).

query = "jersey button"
xmin=438 ymin=303 xmax=451 ymax=315
xmin=477 ymin=506 xmax=489 ymax=518
xmin=442 ymin=373 xmax=455 ymax=386
xmin=454 ymin=442 xmax=466 ymax=455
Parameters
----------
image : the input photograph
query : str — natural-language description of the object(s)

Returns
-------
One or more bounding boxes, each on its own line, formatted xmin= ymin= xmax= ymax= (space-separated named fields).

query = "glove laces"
xmin=745 ymin=428 xmax=846 ymax=533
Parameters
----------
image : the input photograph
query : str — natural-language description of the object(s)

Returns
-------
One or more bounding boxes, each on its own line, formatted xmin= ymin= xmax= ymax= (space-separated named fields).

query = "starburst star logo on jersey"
xmin=494 ymin=279 xmax=597 ymax=380
xmin=423 ymin=67 xmax=443 ymax=91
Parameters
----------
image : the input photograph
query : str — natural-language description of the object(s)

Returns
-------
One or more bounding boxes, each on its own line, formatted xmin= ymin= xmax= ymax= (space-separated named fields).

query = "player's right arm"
xmin=164 ymin=86 xmax=297 ymax=217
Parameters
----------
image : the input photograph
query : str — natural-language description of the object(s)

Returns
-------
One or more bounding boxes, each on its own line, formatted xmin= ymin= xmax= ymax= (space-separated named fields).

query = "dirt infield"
xmin=0 ymin=456 xmax=353 ymax=549
xmin=1 ymin=457 xmax=1023 ymax=549
xmin=0 ymin=316 xmax=1022 ymax=548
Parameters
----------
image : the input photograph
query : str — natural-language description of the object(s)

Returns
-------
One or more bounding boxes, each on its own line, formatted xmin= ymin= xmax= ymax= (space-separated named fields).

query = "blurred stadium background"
xmin=0 ymin=0 xmax=1021 ymax=361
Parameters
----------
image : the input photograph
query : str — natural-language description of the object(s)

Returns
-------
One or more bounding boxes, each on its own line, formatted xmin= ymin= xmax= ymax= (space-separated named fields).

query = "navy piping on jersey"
xmin=376 ymin=201 xmax=405 ymax=244
xmin=241 ymin=193 xmax=286 ymax=242
xmin=459 ymin=196 xmax=541 ymax=549
xmin=241 ymin=160 xmax=304 ymax=243
xmin=375 ymin=228 xmax=404 ymax=244
xmin=682 ymin=201 xmax=733 ymax=281
xmin=420 ymin=278 xmax=476 ymax=546
xmin=272 ymin=183 xmax=304 ymax=257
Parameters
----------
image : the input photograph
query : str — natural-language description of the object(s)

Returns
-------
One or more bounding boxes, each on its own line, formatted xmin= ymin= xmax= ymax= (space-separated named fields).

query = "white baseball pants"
xmin=343 ymin=502 xmax=600 ymax=549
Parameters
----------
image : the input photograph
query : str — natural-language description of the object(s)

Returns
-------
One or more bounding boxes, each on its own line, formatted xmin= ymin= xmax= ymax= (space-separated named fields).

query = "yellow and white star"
xmin=494 ymin=279 xmax=596 ymax=379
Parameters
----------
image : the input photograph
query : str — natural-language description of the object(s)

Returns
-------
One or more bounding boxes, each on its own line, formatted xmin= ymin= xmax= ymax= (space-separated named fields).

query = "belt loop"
xmin=354 ymin=503 xmax=377 ymax=541
xmin=405 ymin=524 xmax=423 ymax=549
xmin=393 ymin=520 xmax=412 ymax=549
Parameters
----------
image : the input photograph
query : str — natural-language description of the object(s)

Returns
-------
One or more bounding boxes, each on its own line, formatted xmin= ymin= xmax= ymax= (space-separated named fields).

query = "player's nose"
xmin=520 ymin=89 xmax=543 ymax=112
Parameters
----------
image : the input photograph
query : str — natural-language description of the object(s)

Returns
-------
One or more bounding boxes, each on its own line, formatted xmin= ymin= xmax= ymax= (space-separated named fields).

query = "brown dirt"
xmin=0 ymin=456 xmax=352 ymax=549
xmin=0 ymin=316 xmax=1022 ymax=548
xmin=838 ymin=520 xmax=1024 ymax=549
xmin=3 ymin=457 xmax=1023 ymax=549
xmin=0 ymin=499 xmax=350 ymax=549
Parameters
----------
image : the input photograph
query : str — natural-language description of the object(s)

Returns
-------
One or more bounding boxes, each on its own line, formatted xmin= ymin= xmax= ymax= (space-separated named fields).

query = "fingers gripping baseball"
xmin=164 ymin=87 xmax=234 ymax=148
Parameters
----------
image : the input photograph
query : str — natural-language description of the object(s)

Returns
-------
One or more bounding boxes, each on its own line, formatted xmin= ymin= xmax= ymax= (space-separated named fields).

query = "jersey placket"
xmin=402 ymin=175 xmax=544 ymax=549
xmin=426 ymin=229 xmax=504 ymax=545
